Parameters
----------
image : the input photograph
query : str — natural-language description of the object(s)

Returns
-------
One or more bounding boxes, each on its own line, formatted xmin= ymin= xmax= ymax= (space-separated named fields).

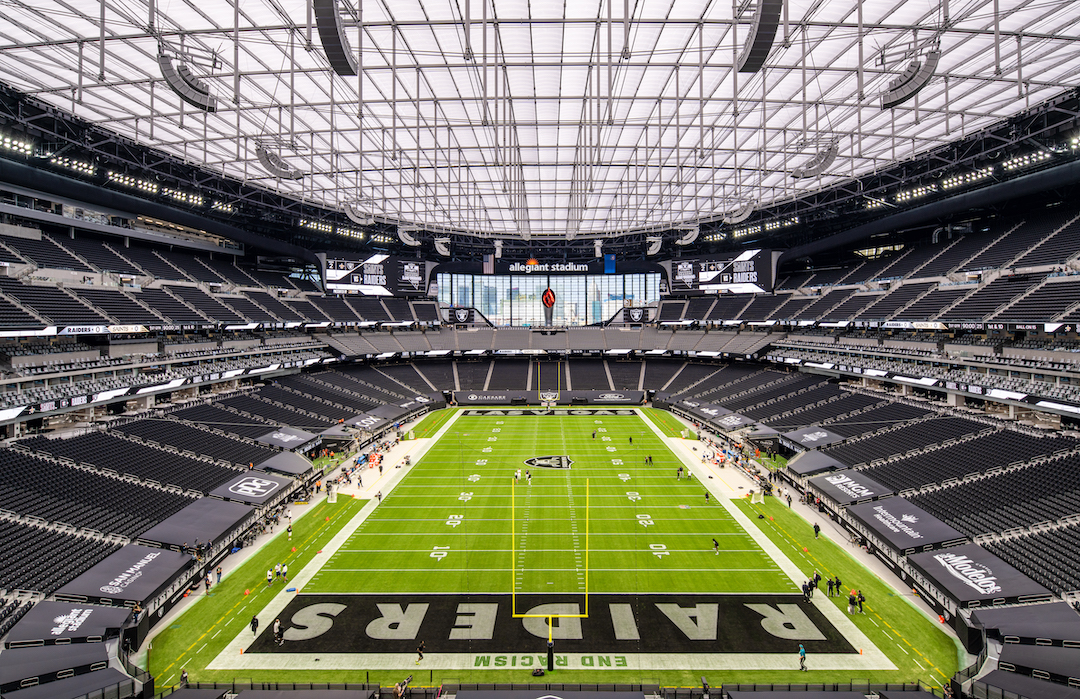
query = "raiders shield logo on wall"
xmin=524 ymin=455 xmax=573 ymax=469
xmin=629 ymin=308 xmax=644 ymax=322
xmin=454 ymin=308 xmax=470 ymax=323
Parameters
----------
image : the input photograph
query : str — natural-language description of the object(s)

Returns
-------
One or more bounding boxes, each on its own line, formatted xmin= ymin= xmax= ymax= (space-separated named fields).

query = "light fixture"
xmin=895 ymin=184 xmax=937 ymax=202
xmin=162 ymin=187 xmax=204 ymax=207
xmin=108 ymin=170 xmax=158 ymax=194
xmin=1 ymin=134 xmax=33 ymax=156
xmin=941 ymin=167 xmax=994 ymax=191
xmin=211 ymin=200 xmax=235 ymax=214
xmin=50 ymin=154 xmax=94 ymax=175
xmin=731 ymin=224 xmax=762 ymax=239
xmin=338 ymin=225 xmax=365 ymax=240
xmin=764 ymin=216 xmax=799 ymax=231
xmin=300 ymin=218 xmax=333 ymax=234
xmin=1002 ymin=151 xmax=1051 ymax=171
xmin=157 ymin=53 xmax=217 ymax=113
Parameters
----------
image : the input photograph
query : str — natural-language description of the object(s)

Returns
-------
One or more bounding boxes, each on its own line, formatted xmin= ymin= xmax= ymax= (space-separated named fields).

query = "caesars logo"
xmin=628 ymin=308 xmax=644 ymax=322
xmin=525 ymin=455 xmax=574 ymax=469
xmin=933 ymin=551 xmax=1002 ymax=595
xmin=800 ymin=430 xmax=830 ymax=443
xmin=229 ymin=476 xmax=281 ymax=498
xmin=538 ymin=392 xmax=560 ymax=402
xmin=271 ymin=432 xmax=302 ymax=443
xmin=454 ymin=309 xmax=471 ymax=323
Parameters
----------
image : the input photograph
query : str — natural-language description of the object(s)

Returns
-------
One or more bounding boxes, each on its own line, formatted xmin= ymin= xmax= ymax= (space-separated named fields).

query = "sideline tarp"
xmin=235 ymin=691 xmax=374 ymax=698
xmin=787 ymin=450 xmax=848 ymax=476
xmin=908 ymin=544 xmax=1051 ymax=605
xmin=809 ymin=470 xmax=894 ymax=505
xmin=255 ymin=451 xmax=314 ymax=476
xmin=999 ymin=645 xmax=1080 ymax=683
xmin=209 ymin=471 xmax=292 ymax=506
xmin=5 ymin=601 xmax=130 ymax=647
xmin=55 ymin=544 xmax=192 ymax=605
xmin=0 ymin=643 xmax=110 ymax=692
xmin=846 ymin=499 xmax=966 ymax=553
xmin=978 ymin=669 xmax=1080 ymax=699
xmin=972 ymin=602 xmax=1080 ymax=644
xmin=256 ymin=426 xmax=319 ymax=449
xmin=0 ymin=667 xmax=134 ymax=699
xmin=459 ymin=692 xmax=643 ymax=699
xmin=782 ymin=425 xmax=845 ymax=449
xmin=453 ymin=390 xmax=645 ymax=405
xmin=138 ymin=498 xmax=255 ymax=548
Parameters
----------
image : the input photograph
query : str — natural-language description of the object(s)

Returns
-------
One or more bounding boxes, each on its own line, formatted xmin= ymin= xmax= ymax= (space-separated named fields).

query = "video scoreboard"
xmin=667 ymin=249 xmax=777 ymax=294
xmin=321 ymin=254 xmax=432 ymax=296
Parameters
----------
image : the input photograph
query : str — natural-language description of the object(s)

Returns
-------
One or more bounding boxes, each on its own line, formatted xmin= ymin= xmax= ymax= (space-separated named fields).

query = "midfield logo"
xmin=525 ymin=455 xmax=574 ymax=469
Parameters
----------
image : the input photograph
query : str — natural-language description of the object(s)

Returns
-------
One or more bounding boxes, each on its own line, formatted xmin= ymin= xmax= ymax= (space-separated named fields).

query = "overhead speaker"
xmin=313 ymin=0 xmax=358 ymax=76
xmin=494 ymin=240 xmax=503 ymax=258
xmin=736 ymin=0 xmax=784 ymax=73
xmin=646 ymin=236 xmax=663 ymax=256
xmin=255 ymin=144 xmax=304 ymax=180
xmin=344 ymin=201 xmax=374 ymax=225
xmin=158 ymin=54 xmax=217 ymax=112
xmin=398 ymin=227 xmax=422 ymax=246
xmin=433 ymin=237 xmax=451 ymax=256
xmin=880 ymin=50 xmax=941 ymax=109
xmin=790 ymin=142 xmax=838 ymax=179
xmin=675 ymin=225 xmax=700 ymax=246
xmin=722 ymin=201 xmax=756 ymax=224
xmin=594 ymin=240 xmax=603 ymax=257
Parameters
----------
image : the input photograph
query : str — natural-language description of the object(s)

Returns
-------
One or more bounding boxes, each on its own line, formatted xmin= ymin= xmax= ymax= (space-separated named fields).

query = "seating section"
xmin=608 ymin=361 xmax=642 ymax=390
xmin=170 ymin=403 xmax=276 ymax=439
xmin=165 ymin=285 xmax=245 ymax=323
xmin=219 ymin=295 xmax=277 ymax=322
xmin=0 ymin=279 xmax=108 ymax=324
xmin=909 ymin=451 xmax=1080 ymax=536
xmin=986 ymin=523 xmax=1080 ymax=595
xmin=199 ymin=256 xmax=255 ymax=286
xmin=0 ymin=519 xmax=121 ymax=595
xmin=821 ymin=293 xmax=879 ymax=321
xmin=383 ymin=298 xmax=413 ymax=322
xmin=412 ymin=302 xmax=440 ymax=322
xmin=255 ymin=386 xmax=353 ymax=422
xmin=794 ymin=290 xmax=854 ymax=320
xmin=0 ymin=294 xmax=42 ymax=325
xmin=3 ymin=235 xmax=94 ymax=272
xmin=112 ymin=418 xmax=279 ymax=468
xmin=995 ymin=279 xmax=1080 ymax=321
xmin=73 ymin=287 xmax=162 ymax=324
xmin=739 ymin=295 xmax=789 ymax=321
xmin=414 ymin=361 xmax=456 ymax=390
xmin=942 ymin=274 xmax=1044 ymax=321
xmin=122 ymin=245 xmax=186 ymax=279
xmin=916 ymin=232 xmax=996 ymax=277
xmin=137 ymin=288 xmax=205 ymax=323
xmin=861 ymin=429 xmax=1076 ymax=492
xmin=20 ymin=432 xmax=240 ymax=493
xmin=855 ymin=282 xmax=934 ymax=320
xmin=243 ymin=269 xmax=298 ymax=289
xmin=568 ymin=359 xmax=611 ymax=389
xmin=165 ymin=250 xmax=224 ymax=283
xmin=892 ymin=286 xmax=971 ymax=320
xmin=1012 ymin=217 xmax=1080 ymax=268
xmin=762 ymin=392 xmax=885 ymax=430
xmin=246 ymin=291 xmax=305 ymax=321
xmin=375 ymin=364 xmax=431 ymax=394
xmin=58 ymin=236 xmax=142 ymax=274
xmin=308 ymin=295 xmax=361 ymax=322
xmin=456 ymin=361 xmax=491 ymax=389
xmin=707 ymin=295 xmax=752 ymax=321
xmin=0 ymin=449 xmax=195 ymax=538
xmin=281 ymin=298 xmax=327 ymax=321
xmin=535 ymin=361 xmax=565 ymax=390
xmin=822 ymin=416 xmax=985 ymax=467
xmin=217 ymin=393 xmax=332 ymax=429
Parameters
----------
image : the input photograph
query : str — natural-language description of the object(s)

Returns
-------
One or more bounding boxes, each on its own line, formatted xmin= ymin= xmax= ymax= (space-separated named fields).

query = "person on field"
xmin=798 ymin=644 xmax=807 ymax=671
xmin=250 ymin=615 xmax=259 ymax=635
xmin=416 ymin=640 xmax=425 ymax=664
xmin=713 ymin=538 xmax=719 ymax=555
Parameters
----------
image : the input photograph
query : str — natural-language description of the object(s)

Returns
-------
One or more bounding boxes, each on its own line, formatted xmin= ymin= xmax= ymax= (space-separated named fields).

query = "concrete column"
xmin=946 ymin=392 xmax=965 ymax=408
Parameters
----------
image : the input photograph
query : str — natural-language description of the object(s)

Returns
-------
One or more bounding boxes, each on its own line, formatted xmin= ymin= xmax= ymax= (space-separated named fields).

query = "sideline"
xmin=207 ymin=408 xmax=464 ymax=670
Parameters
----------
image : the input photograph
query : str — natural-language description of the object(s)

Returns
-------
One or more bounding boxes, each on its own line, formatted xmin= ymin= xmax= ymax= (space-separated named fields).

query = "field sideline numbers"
xmin=431 ymin=546 xmax=450 ymax=561
xmin=626 ymin=491 xmax=641 ymax=502
xmin=637 ymin=514 xmax=654 ymax=527
xmin=650 ymin=543 xmax=669 ymax=558
xmin=459 ymin=492 xmax=474 ymax=502
xmin=446 ymin=514 xmax=464 ymax=527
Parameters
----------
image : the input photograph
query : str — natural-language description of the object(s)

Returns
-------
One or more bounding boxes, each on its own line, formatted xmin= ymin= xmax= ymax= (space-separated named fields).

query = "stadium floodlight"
xmin=313 ymin=0 xmax=358 ymax=76
xmin=433 ymin=237 xmax=451 ymax=256
xmin=674 ymin=225 xmax=700 ymax=246
xmin=790 ymin=141 xmax=838 ymax=179
xmin=722 ymin=200 xmax=756 ymax=224
xmin=646 ymin=236 xmax=663 ymax=256
xmin=344 ymin=201 xmax=374 ymax=225
xmin=398 ymin=227 xmax=422 ymax=246
xmin=880 ymin=49 xmax=941 ymax=109
xmin=255 ymin=143 xmax=304 ymax=180
xmin=157 ymin=53 xmax=218 ymax=113
xmin=736 ymin=0 xmax=784 ymax=73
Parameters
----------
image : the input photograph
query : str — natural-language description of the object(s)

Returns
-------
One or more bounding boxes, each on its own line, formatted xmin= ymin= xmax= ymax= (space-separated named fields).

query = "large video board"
xmin=667 ymin=249 xmax=776 ymax=294
xmin=321 ymin=254 xmax=431 ymax=295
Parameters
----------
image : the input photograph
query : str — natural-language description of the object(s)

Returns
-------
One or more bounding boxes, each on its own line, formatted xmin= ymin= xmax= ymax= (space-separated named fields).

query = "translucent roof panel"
xmin=0 ymin=0 xmax=1078 ymax=239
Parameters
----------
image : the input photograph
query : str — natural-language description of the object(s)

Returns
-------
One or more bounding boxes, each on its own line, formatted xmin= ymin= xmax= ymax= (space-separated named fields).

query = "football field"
xmin=203 ymin=407 xmax=913 ymax=679
xmin=307 ymin=410 xmax=795 ymax=596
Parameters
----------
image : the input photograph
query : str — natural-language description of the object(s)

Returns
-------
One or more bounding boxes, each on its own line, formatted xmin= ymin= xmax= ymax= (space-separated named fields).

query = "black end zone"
xmin=248 ymin=593 xmax=854 ymax=655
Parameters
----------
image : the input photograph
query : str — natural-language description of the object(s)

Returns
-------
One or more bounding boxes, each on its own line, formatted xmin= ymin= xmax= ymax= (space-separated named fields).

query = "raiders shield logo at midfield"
xmin=525 ymin=455 xmax=573 ymax=469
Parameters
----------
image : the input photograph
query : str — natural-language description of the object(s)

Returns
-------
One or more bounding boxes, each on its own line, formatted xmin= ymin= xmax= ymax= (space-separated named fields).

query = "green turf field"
xmin=307 ymin=411 xmax=793 ymax=596
xmin=156 ymin=407 xmax=961 ymax=689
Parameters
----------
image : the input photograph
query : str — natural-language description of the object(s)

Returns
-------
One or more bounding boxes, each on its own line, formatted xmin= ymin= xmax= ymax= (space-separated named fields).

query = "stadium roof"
xmin=0 ymin=0 xmax=1078 ymax=241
